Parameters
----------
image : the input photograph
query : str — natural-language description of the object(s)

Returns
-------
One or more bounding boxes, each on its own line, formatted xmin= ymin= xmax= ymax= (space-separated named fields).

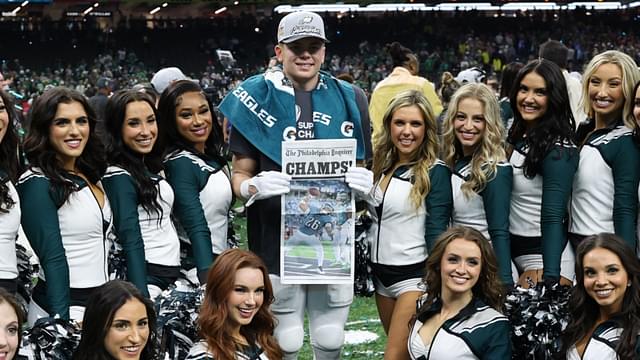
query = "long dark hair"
xmin=507 ymin=59 xmax=576 ymax=178
xmin=23 ymin=87 xmax=106 ymax=206
xmin=73 ymin=280 xmax=158 ymax=360
xmin=560 ymin=234 xmax=640 ymax=360
xmin=198 ymin=249 xmax=282 ymax=360
xmin=104 ymin=89 xmax=163 ymax=218
xmin=156 ymin=80 xmax=225 ymax=163
xmin=0 ymin=89 xmax=19 ymax=212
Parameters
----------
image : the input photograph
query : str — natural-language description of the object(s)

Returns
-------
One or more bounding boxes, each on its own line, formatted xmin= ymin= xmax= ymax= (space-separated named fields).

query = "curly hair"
xmin=198 ymin=249 xmax=282 ymax=360
xmin=0 ymin=89 xmax=19 ymax=213
xmin=442 ymin=83 xmax=506 ymax=198
xmin=417 ymin=226 xmax=505 ymax=314
xmin=507 ymin=59 xmax=576 ymax=179
xmin=104 ymin=89 xmax=164 ymax=219
xmin=560 ymin=233 xmax=640 ymax=360
xmin=23 ymin=87 xmax=106 ymax=206
xmin=438 ymin=71 xmax=461 ymax=108
xmin=582 ymin=50 xmax=640 ymax=129
xmin=73 ymin=280 xmax=159 ymax=360
xmin=372 ymin=89 xmax=438 ymax=209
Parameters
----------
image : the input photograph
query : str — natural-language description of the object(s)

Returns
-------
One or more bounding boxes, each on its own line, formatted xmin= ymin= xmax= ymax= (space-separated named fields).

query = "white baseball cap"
xmin=277 ymin=11 xmax=328 ymax=44
xmin=151 ymin=67 xmax=191 ymax=93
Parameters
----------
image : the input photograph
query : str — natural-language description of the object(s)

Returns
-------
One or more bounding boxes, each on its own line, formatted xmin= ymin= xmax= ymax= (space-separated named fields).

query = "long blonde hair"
xmin=372 ymin=90 xmax=438 ymax=209
xmin=442 ymin=83 xmax=506 ymax=197
xmin=582 ymin=50 xmax=640 ymax=128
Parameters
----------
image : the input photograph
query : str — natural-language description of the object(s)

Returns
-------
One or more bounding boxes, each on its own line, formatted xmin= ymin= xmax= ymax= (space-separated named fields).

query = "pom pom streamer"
xmin=156 ymin=280 xmax=205 ymax=360
xmin=353 ymin=212 xmax=375 ymax=297
xmin=504 ymin=281 xmax=571 ymax=359
xmin=19 ymin=316 xmax=81 ymax=360
xmin=16 ymin=243 xmax=38 ymax=308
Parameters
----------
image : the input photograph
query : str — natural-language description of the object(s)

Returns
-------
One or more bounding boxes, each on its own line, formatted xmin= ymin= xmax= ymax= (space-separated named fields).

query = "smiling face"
xmin=122 ymin=101 xmax=157 ymax=155
xmin=390 ymin=104 xmax=426 ymax=163
xmin=516 ymin=71 xmax=549 ymax=125
xmin=0 ymin=96 xmax=8 ymax=144
xmin=175 ymin=91 xmax=212 ymax=153
xmin=588 ymin=63 xmax=624 ymax=125
xmin=0 ymin=302 xmax=19 ymax=360
xmin=582 ymin=247 xmax=629 ymax=317
xmin=454 ymin=97 xmax=486 ymax=156
xmin=49 ymin=100 xmax=90 ymax=171
xmin=226 ymin=267 xmax=265 ymax=334
xmin=275 ymin=37 xmax=326 ymax=91
xmin=104 ymin=298 xmax=150 ymax=360
xmin=440 ymin=237 xmax=482 ymax=299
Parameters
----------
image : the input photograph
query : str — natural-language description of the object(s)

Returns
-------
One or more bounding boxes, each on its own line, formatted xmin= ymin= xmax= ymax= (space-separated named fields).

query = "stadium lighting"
xmin=501 ymin=2 xmax=559 ymax=10
xmin=273 ymin=1 xmax=626 ymax=13
xmin=21 ymin=1 xmax=28 ymax=7
xmin=215 ymin=6 xmax=227 ymax=14
xmin=83 ymin=6 xmax=93 ymax=15
xmin=567 ymin=2 xmax=622 ymax=9
xmin=629 ymin=1 xmax=640 ymax=7
xmin=150 ymin=3 xmax=167 ymax=15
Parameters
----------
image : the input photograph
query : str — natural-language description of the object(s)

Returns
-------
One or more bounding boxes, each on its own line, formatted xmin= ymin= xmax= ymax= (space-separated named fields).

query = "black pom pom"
xmin=504 ymin=282 xmax=571 ymax=359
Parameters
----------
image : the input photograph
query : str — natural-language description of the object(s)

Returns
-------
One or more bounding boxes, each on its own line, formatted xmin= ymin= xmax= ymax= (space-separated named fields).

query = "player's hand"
xmin=241 ymin=171 xmax=291 ymax=206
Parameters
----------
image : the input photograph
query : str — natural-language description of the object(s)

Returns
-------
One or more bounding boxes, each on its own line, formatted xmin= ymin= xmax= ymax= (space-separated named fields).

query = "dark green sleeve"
xmin=541 ymin=146 xmax=578 ymax=282
xmin=481 ymin=165 xmax=513 ymax=286
xmin=611 ymin=136 xmax=640 ymax=249
xmin=425 ymin=164 xmax=453 ymax=251
xmin=102 ymin=172 xmax=149 ymax=298
xmin=479 ymin=320 xmax=512 ymax=360
xmin=17 ymin=176 xmax=70 ymax=320
xmin=164 ymin=157 xmax=214 ymax=279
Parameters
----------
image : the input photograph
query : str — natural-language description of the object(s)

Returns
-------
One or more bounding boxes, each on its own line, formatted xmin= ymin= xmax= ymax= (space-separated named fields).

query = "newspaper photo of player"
xmin=282 ymin=179 xmax=354 ymax=284
xmin=280 ymin=139 xmax=356 ymax=284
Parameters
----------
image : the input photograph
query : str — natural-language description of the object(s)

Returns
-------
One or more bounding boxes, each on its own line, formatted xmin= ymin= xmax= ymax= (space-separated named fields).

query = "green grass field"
xmin=233 ymin=213 xmax=387 ymax=359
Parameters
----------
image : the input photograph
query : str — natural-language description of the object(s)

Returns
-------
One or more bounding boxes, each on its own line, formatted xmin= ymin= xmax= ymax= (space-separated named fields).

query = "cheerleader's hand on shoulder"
xmin=241 ymin=171 xmax=291 ymax=207
xmin=345 ymin=167 xmax=379 ymax=205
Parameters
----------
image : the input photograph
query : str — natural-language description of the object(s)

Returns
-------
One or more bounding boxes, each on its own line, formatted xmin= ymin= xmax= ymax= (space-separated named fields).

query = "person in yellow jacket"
xmin=369 ymin=42 xmax=443 ymax=143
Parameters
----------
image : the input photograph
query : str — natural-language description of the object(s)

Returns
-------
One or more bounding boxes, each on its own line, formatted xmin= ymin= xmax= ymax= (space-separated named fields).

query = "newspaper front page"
xmin=280 ymin=139 xmax=356 ymax=284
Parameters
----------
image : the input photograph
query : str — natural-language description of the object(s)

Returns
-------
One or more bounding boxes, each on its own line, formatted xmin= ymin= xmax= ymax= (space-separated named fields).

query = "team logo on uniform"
xmin=341 ymin=121 xmax=354 ymax=137
xmin=283 ymin=126 xmax=297 ymax=141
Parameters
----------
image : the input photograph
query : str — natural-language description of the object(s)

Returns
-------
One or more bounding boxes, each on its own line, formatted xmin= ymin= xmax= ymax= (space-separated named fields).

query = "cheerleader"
xmin=187 ymin=249 xmax=282 ymax=360
xmin=18 ymin=87 xmax=110 ymax=323
xmin=570 ymin=50 xmax=640 ymax=251
xmin=102 ymin=90 xmax=181 ymax=299
xmin=369 ymin=89 xmax=452 ymax=359
xmin=442 ymin=83 xmax=514 ymax=286
xmin=507 ymin=59 xmax=577 ymax=287
xmin=560 ymin=234 xmax=640 ymax=360
xmin=73 ymin=280 xmax=159 ymax=360
xmin=157 ymin=80 xmax=232 ymax=284
xmin=408 ymin=226 xmax=511 ymax=359
xmin=0 ymin=90 xmax=20 ymax=294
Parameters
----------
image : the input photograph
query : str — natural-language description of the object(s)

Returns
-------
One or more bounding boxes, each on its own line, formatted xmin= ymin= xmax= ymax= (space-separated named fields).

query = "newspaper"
xmin=280 ymin=139 xmax=356 ymax=284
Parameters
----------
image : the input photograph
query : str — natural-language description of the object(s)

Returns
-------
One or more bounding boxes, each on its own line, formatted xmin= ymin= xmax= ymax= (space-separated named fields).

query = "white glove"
xmin=240 ymin=171 xmax=291 ymax=207
xmin=345 ymin=166 xmax=376 ymax=204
